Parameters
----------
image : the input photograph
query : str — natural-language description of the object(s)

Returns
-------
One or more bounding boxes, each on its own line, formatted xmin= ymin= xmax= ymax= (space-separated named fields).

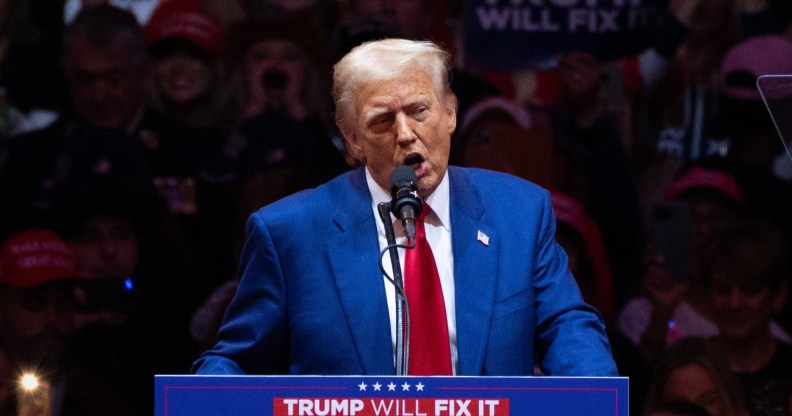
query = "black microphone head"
xmin=389 ymin=165 xmax=422 ymax=216
xmin=390 ymin=165 xmax=417 ymax=191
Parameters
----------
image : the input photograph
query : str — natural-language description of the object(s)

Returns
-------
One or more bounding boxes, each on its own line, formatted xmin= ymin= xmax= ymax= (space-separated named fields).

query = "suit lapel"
xmin=326 ymin=168 xmax=395 ymax=374
xmin=324 ymin=167 xmax=499 ymax=375
xmin=448 ymin=167 xmax=498 ymax=375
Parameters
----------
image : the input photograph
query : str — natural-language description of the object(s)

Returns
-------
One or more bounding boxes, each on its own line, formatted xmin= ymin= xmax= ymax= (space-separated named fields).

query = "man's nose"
xmin=395 ymin=113 xmax=416 ymax=144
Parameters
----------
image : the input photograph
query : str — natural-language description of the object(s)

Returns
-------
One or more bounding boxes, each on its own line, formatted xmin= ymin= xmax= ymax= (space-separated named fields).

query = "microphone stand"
xmin=377 ymin=202 xmax=409 ymax=375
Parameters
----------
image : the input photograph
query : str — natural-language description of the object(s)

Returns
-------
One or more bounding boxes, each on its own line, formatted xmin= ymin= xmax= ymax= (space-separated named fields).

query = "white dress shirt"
xmin=366 ymin=168 xmax=458 ymax=374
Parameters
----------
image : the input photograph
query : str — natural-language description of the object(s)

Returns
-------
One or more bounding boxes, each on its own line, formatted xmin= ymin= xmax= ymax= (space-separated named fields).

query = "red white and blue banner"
xmin=463 ymin=0 xmax=665 ymax=70
xmin=155 ymin=375 xmax=629 ymax=415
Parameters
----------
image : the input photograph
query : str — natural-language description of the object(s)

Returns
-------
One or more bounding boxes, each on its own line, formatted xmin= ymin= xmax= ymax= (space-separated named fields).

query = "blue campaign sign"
xmin=463 ymin=0 xmax=665 ymax=70
xmin=155 ymin=375 xmax=629 ymax=415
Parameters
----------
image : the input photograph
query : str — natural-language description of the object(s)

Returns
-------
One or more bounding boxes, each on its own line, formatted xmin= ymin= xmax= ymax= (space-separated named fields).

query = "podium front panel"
xmin=156 ymin=375 xmax=628 ymax=415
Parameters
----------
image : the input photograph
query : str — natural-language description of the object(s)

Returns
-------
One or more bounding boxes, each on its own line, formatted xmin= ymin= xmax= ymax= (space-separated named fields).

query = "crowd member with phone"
xmin=615 ymin=165 xmax=792 ymax=363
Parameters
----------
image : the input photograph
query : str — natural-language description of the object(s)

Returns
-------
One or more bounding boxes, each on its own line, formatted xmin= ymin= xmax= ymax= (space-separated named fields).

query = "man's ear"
xmin=340 ymin=126 xmax=364 ymax=163
xmin=444 ymin=95 xmax=457 ymax=136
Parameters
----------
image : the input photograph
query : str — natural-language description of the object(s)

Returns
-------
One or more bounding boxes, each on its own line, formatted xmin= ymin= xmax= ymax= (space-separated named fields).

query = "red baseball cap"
xmin=144 ymin=0 xmax=225 ymax=56
xmin=461 ymin=96 xmax=532 ymax=132
xmin=719 ymin=35 xmax=792 ymax=101
xmin=0 ymin=229 xmax=76 ymax=288
xmin=665 ymin=166 xmax=743 ymax=207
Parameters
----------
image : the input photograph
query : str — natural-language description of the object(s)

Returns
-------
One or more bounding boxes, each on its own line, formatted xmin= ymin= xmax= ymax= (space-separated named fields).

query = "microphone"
xmin=390 ymin=165 xmax=423 ymax=243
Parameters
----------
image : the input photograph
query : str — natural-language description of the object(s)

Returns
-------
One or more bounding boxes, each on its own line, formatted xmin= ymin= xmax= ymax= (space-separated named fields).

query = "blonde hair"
xmin=332 ymin=38 xmax=455 ymax=134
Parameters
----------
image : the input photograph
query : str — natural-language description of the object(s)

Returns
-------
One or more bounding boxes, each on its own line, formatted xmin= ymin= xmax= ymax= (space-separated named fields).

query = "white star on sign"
xmin=415 ymin=382 xmax=425 ymax=391
xmin=358 ymin=382 xmax=367 ymax=391
xmin=388 ymin=382 xmax=397 ymax=391
xmin=373 ymin=382 xmax=382 ymax=391
xmin=401 ymin=382 xmax=411 ymax=391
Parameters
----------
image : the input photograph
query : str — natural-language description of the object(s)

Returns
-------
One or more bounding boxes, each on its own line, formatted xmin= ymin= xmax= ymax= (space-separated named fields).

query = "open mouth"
xmin=403 ymin=154 xmax=425 ymax=170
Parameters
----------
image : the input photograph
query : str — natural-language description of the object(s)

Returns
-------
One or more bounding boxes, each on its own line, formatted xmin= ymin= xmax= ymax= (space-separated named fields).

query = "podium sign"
xmin=155 ymin=375 xmax=628 ymax=416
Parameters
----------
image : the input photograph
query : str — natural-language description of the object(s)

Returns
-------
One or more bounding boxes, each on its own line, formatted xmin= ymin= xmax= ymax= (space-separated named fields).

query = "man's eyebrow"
xmin=362 ymin=105 xmax=405 ymax=126
xmin=361 ymin=95 xmax=432 ymax=123
xmin=361 ymin=107 xmax=391 ymax=123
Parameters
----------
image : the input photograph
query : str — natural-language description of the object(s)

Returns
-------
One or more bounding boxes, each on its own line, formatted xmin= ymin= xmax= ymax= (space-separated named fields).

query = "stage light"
xmin=20 ymin=373 xmax=40 ymax=391
xmin=17 ymin=372 xmax=50 ymax=415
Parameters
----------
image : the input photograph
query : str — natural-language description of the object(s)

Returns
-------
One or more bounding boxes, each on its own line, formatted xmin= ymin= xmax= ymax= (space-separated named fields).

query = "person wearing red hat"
xmin=140 ymin=0 xmax=241 ymax=299
xmin=0 ymin=229 xmax=78 ymax=368
xmin=0 ymin=228 xmax=138 ymax=415
xmin=145 ymin=0 xmax=231 ymax=129
xmin=664 ymin=166 xmax=745 ymax=258
xmin=142 ymin=1 xmax=237 ymax=283
xmin=617 ymin=164 xmax=792 ymax=365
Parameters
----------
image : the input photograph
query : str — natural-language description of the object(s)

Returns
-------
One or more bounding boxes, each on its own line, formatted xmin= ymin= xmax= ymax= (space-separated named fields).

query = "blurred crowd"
xmin=0 ymin=0 xmax=792 ymax=415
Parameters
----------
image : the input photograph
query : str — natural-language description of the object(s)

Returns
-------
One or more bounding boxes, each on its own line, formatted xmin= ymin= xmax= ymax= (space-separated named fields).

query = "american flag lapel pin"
xmin=477 ymin=230 xmax=490 ymax=246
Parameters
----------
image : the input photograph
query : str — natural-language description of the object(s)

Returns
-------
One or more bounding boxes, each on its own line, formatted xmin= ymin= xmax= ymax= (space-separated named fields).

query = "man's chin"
xmin=417 ymin=175 xmax=439 ymax=199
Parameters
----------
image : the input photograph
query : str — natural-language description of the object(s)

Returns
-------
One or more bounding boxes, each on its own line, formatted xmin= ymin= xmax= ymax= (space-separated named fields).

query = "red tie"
xmin=403 ymin=204 xmax=452 ymax=375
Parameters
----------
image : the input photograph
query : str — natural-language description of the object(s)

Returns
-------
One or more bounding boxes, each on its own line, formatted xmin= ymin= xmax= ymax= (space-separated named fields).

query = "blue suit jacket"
xmin=193 ymin=166 xmax=617 ymax=376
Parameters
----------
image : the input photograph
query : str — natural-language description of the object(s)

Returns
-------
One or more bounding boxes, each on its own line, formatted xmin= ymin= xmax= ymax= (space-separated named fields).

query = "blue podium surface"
xmin=155 ymin=375 xmax=628 ymax=416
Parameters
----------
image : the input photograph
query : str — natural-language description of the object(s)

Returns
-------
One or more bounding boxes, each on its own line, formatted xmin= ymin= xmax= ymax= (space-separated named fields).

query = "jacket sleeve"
xmin=532 ymin=191 xmax=619 ymax=376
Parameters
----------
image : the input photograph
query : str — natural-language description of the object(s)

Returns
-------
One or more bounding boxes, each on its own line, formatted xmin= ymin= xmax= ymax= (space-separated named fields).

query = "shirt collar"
xmin=365 ymin=167 xmax=450 ymax=231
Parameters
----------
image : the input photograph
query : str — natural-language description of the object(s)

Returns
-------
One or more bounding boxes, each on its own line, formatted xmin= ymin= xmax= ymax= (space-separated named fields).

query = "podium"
xmin=155 ymin=375 xmax=628 ymax=415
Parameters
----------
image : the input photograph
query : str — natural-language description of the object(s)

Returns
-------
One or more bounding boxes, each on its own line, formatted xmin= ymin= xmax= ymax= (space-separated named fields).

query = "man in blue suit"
xmin=193 ymin=38 xmax=617 ymax=376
